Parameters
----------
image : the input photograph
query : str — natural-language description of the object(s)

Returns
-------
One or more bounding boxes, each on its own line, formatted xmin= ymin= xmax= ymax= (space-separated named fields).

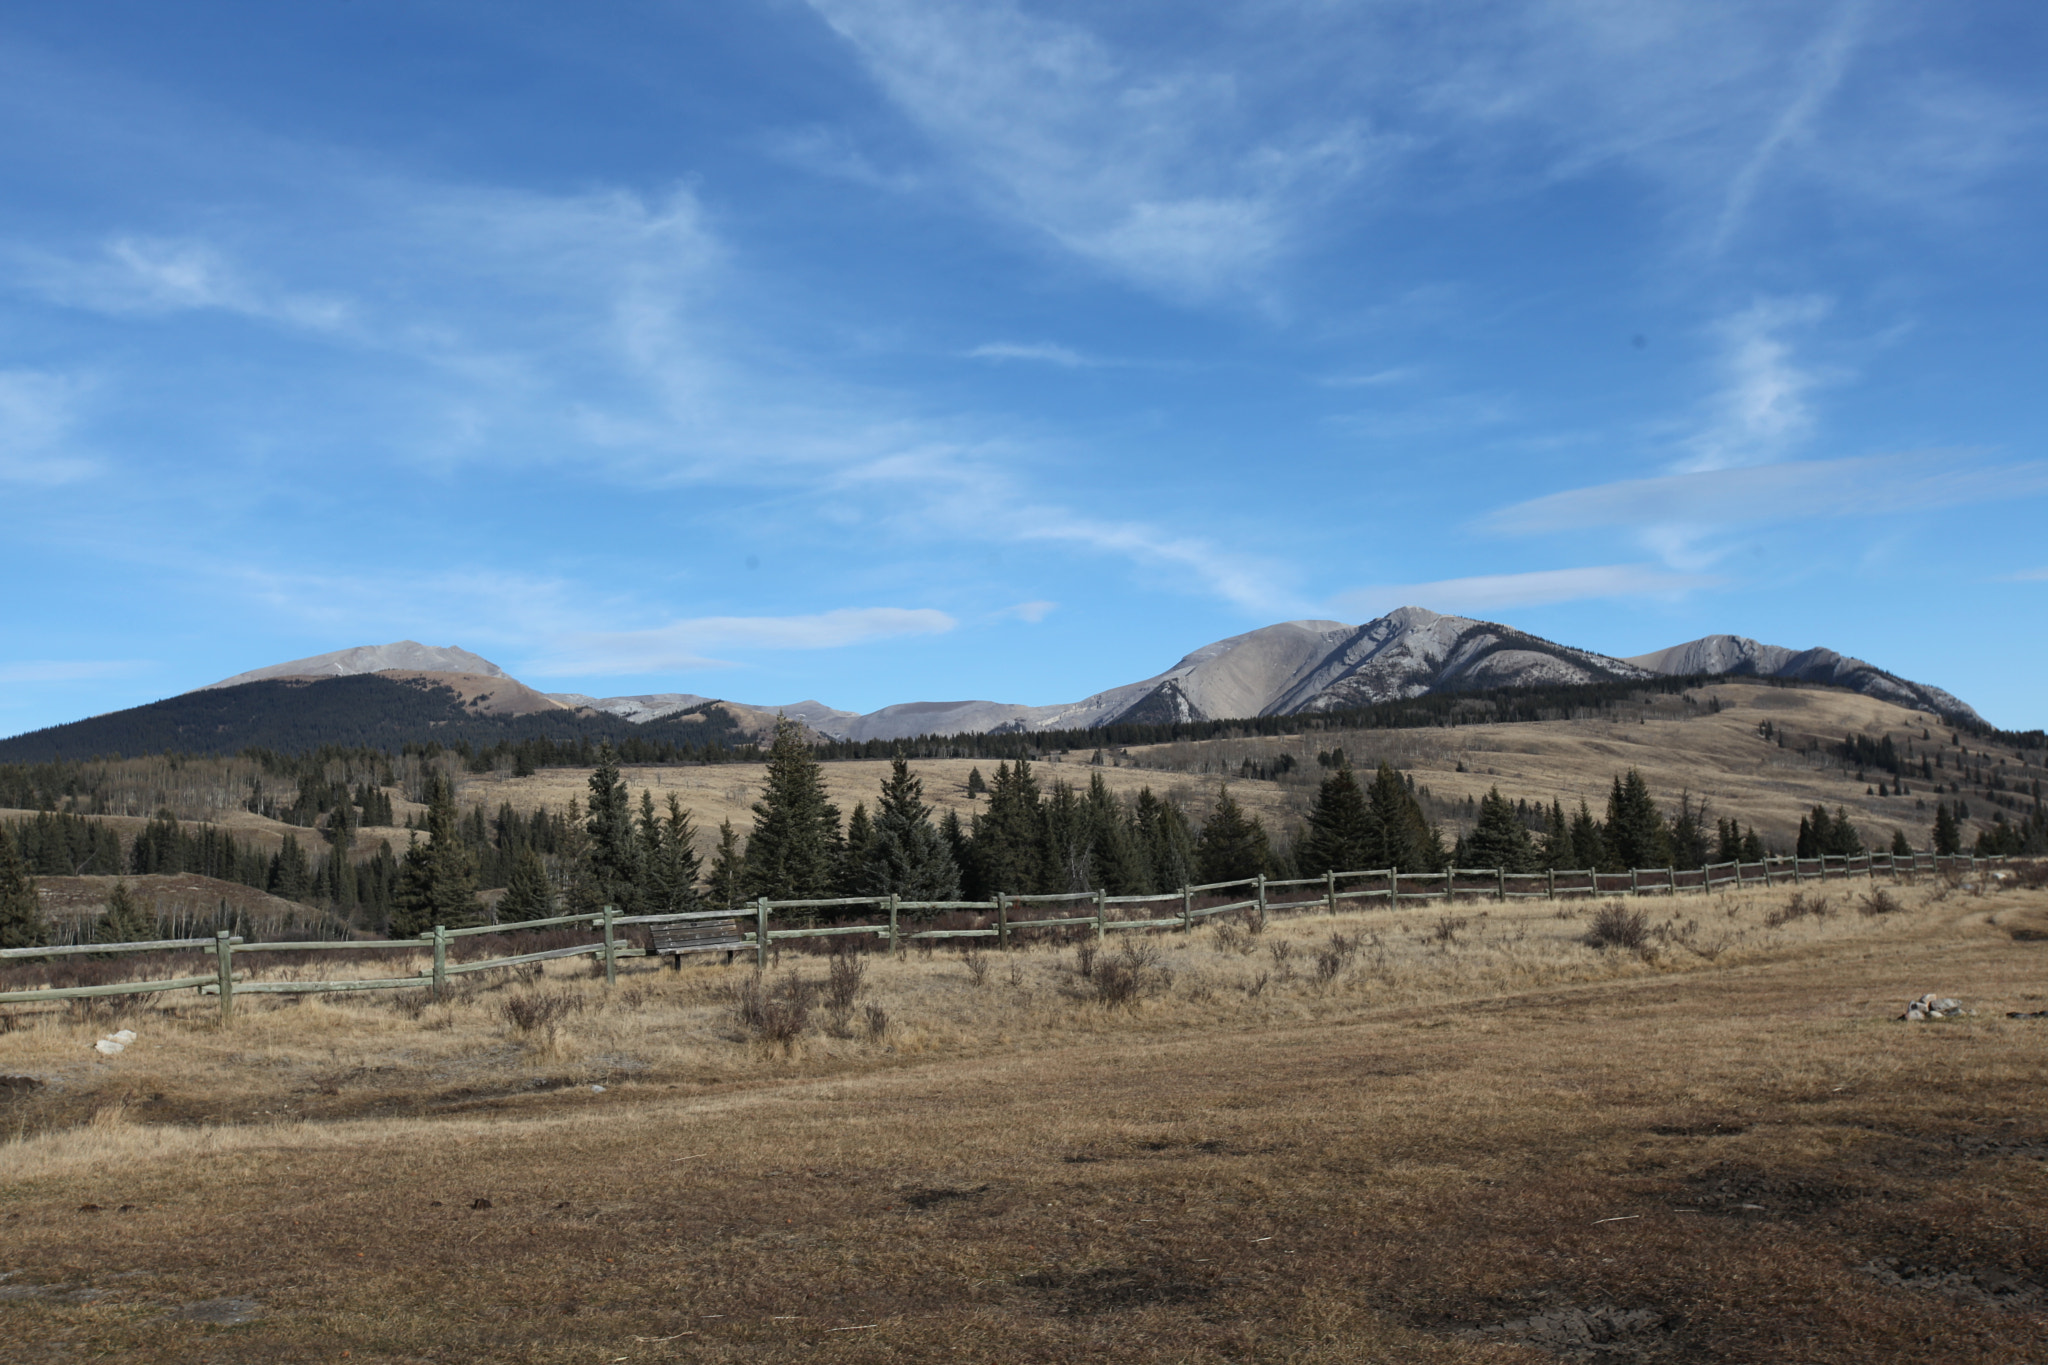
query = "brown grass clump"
xmin=1582 ymin=901 xmax=1649 ymax=950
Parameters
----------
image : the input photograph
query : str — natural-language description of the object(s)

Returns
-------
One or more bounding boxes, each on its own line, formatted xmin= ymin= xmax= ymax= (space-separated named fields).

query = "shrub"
xmin=733 ymin=973 xmax=810 ymax=1046
xmin=1765 ymin=892 xmax=1830 ymax=928
xmin=1857 ymin=888 xmax=1902 ymax=917
xmin=1093 ymin=941 xmax=1171 ymax=1009
xmin=962 ymin=948 xmax=990 ymax=988
xmin=1583 ymin=902 xmax=1649 ymax=951
xmin=863 ymin=1003 xmax=889 ymax=1040
xmin=825 ymin=953 xmax=866 ymax=1012
xmin=1431 ymin=915 xmax=1467 ymax=945
xmin=1074 ymin=943 xmax=1098 ymax=979
xmin=502 ymin=990 xmax=582 ymax=1034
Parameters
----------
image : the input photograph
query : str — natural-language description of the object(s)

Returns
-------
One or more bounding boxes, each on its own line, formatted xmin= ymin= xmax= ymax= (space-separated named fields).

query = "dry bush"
xmin=1267 ymin=939 xmax=1295 ymax=968
xmin=1074 ymin=942 xmax=1097 ymax=979
xmin=1583 ymin=902 xmax=1649 ymax=951
xmin=501 ymin=991 xmax=581 ymax=1034
xmin=732 ymin=973 xmax=810 ymax=1047
xmin=1431 ymin=915 xmax=1467 ymax=945
xmin=1858 ymin=887 xmax=1903 ymax=917
xmin=1092 ymin=941 xmax=1172 ymax=1009
xmin=1766 ymin=892 xmax=1831 ymax=927
xmin=824 ymin=953 xmax=866 ymax=1013
xmin=863 ymin=1002 xmax=889 ymax=1040
xmin=961 ymin=947 xmax=990 ymax=988
xmin=1210 ymin=923 xmax=1253 ymax=955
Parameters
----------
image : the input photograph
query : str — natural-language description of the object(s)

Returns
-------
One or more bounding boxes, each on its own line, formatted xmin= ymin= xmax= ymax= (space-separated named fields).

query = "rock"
xmin=93 ymin=1039 xmax=125 ymax=1055
xmin=111 ymin=1029 xmax=136 ymax=1044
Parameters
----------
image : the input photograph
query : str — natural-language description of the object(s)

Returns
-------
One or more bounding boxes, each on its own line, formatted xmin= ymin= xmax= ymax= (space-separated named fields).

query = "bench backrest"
xmin=650 ymin=918 xmax=745 ymax=953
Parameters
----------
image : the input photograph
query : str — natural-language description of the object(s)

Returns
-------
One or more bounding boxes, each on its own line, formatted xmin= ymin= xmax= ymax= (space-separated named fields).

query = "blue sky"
xmin=3 ymin=0 xmax=2045 ymax=736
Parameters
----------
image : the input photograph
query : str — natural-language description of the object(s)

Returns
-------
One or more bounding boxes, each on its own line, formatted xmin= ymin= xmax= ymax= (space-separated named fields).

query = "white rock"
xmin=94 ymin=1039 xmax=125 ymax=1055
xmin=111 ymin=1029 xmax=137 ymax=1044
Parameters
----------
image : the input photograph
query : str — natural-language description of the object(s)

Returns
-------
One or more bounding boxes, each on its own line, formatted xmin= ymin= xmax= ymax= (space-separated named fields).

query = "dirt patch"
xmin=1457 ymin=1304 xmax=1686 ymax=1362
xmin=1016 ymin=1264 xmax=1213 ymax=1314
xmin=167 ymin=1297 xmax=264 ymax=1325
xmin=1860 ymin=1256 xmax=2044 ymax=1310
xmin=900 ymin=1184 xmax=988 ymax=1210
xmin=1681 ymin=1161 xmax=1859 ymax=1218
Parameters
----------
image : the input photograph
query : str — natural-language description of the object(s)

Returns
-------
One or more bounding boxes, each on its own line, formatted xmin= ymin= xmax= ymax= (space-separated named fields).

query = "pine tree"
xmin=743 ymin=718 xmax=843 ymax=900
xmin=582 ymin=743 xmax=641 ymax=913
xmin=1041 ymin=781 xmax=1093 ymax=893
xmin=1932 ymin=801 xmax=1961 ymax=856
xmin=1740 ymin=826 xmax=1765 ymax=862
xmin=1131 ymin=787 xmax=1196 ymax=891
xmin=1567 ymin=799 xmax=1604 ymax=871
xmin=0 ymin=831 xmax=51 ymax=949
xmin=1296 ymin=763 xmax=1374 ymax=878
xmin=965 ymin=768 xmax=987 ymax=801
xmin=1539 ymin=800 xmax=1572 ymax=871
xmin=1465 ymin=787 xmax=1536 ymax=872
xmin=1196 ymin=786 xmax=1270 ymax=883
xmin=1603 ymin=770 xmax=1668 ymax=871
xmin=269 ymin=832 xmax=312 ymax=902
xmin=970 ymin=759 xmax=1044 ymax=895
xmin=707 ymin=819 xmax=746 ymax=910
xmin=1363 ymin=763 xmax=1443 ymax=872
xmin=1824 ymin=806 xmax=1864 ymax=857
xmin=499 ymin=845 xmax=555 ymax=921
xmin=647 ymin=795 xmax=704 ymax=913
xmin=855 ymin=757 xmax=961 ymax=900
xmin=94 ymin=880 xmax=155 ymax=944
xmin=1666 ymin=791 xmax=1709 ymax=870
xmin=841 ymin=802 xmax=875 ymax=894
xmin=1083 ymin=772 xmax=1147 ymax=894
xmin=391 ymin=771 xmax=481 ymax=935
xmin=1890 ymin=829 xmax=1912 ymax=857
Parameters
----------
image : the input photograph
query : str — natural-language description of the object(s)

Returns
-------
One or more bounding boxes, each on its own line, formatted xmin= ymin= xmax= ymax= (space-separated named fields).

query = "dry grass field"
xmin=4 ymin=865 xmax=2046 ymax=1361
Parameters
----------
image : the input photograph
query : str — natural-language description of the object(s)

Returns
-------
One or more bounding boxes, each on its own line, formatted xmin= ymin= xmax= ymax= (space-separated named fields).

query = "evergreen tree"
xmin=1131 ymin=787 xmax=1196 ymax=891
xmin=499 ymin=845 xmax=555 ymax=921
xmin=269 ymin=833 xmax=312 ymax=902
xmin=707 ymin=819 xmax=746 ymax=910
xmin=1567 ymin=798 xmax=1605 ymax=870
xmin=94 ymin=880 xmax=155 ymax=944
xmin=841 ymin=802 xmax=875 ymax=894
xmin=856 ymin=757 xmax=961 ymax=900
xmin=1890 ymin=829 xmax=1912 ymax=857
xmin=1084 ymin=773 xmax=1147 ymax=894
xmin=647 ymin=794 xmax=704 ymax=914
xmin=1932 ymin=801 xmax=1961 ymax=856
xmin=965 ymin=767 xmax=987 ymax=801
xmin=743 ymin=718 xmax=843 ymax=900
xmin=1823 ymin=806 xmax=1864 ymax=857
xmin=1363 ymin=762 xmax=1443 ymax=872
xmin=969 ymin=759 xmax=1044 ymax=895
xmin=326 ymin=799 xmax=358 ymax=907
xmin=1603 ymin=770 xmax=1668 ymax=871
xmin=1296 ymin=763 xmax=1374 ymax=878
xmin=1666 ymin=791 xmax=1709 ymax=870
xmin=391 ymin=771 xmax=481 ymax=935
xmin=582 ymin=743 xmax=641 ymax=913
xmin=938 ymin=807 xmax=971 ymax=885
xmin=1714 ymin=817 xmax=1743 ymax=865
xmin=1196 ymin=786 xmax=1270 ymax=883
xmin=0 ymin=831 xmax=51 ymax=949
xmin=1040 ymin=781 xmax=1092 ymax=892
xmin=1465 ymin=787 xmax=1537 ymax=872
xmin=1540 ymin=800 xmax=1573 ymax=871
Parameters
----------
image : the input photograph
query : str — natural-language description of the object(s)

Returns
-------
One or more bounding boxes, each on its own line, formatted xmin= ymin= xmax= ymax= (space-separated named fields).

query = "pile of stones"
xmin=1900 ymin=994 xmax=1966 ymax=1021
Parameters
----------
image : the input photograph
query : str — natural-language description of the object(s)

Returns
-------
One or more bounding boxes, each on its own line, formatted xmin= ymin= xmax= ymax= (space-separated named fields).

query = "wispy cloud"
xmin=522 ymin=608 xmax=960 ymax=677
xmin=19 ymin=236 xmax=352 ymax=331
xmin=1679 ymin=296 xmax=1835 ymax=472
xmin=2003 ymin=568 xmax=2048 ymax=583
xmin=967 ymin=341 xmax=1097 ymax=367
xmin=1711 ymin=3 xmax=1865 ymax=253
xmin=1479 ymin=452 xmax=2048 ymax=537
xmin=1318 ymin=366 xmax=1421 ymax=388
xmin=1000 ymin=600 xmax=1057 ymax=623
xmin=0 ymin=369 xmax=99 ymax=483
xmin=0 ymin=659 xmax=150 ymax=684
xmin=1333 ymin=564 xmax=1716 ymax=618
xmin=805 ymin=0 xmax=1386 ymax=300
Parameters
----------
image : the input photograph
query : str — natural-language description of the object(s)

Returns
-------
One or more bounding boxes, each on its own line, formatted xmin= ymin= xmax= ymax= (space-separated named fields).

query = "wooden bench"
xmin=649 ymin=917 xmax=747 ymax=967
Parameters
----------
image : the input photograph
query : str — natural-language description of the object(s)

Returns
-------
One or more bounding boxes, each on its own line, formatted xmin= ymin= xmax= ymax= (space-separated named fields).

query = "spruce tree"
xmin=1465 ymin=787 xmax=1536 ymax=872
xmin=582 ymin=743 xmax=641 ymax=913
xmin=1364 ymin=763 xmax=1444 ymax=872
xmin=841 ymin=802 xmax=875 ymax=894
xmin=391 ymin=771 xmax=481 ymax=935
xmin=1603 ymin=770 xmax=1668 ymax=871
xmin=1740 ymin=826 xmax=1765 ymax=862
xmin=1540 ymin=800 xmax=1572 ymax=871
xmin=1567 ymin=799 xmax=1605 ymax=871
xmin=1196 ymin=786 xmax=1270 ymax=883
xmin=857 ymin=757 xmax=961 ymax=900
xmin=1084 ymin=772 xmax=1147 ymax=894
xmin=94 ymin=880 xmax=155 ymax=944
xmin=1296 ymin=764 xmax=1373 ymax=878
xmin=1890 ymin=829 xmax=1912 ymax=857
xmin=965 ymin=768 xmax=987 ymax=801
xmin=647 ymin=795 xmax=704 ymax=913
xmin=499 ymin=845 xmax=555 ymax=921
xmin=1932 ymin=801 xmax=1961 ymax=855
xmin=1824 ymin=806 xmax=1864 ymax=857
xmin=0 ymin=832 xmax=51 ymax=949
xmin=970 ymin=759 xmax=1044 ymax=895
xmin=1132 ymin=787 xmax=1196 ymax=891
xmin=743 ymin=718 xmax=843 ymax=900
xmin=1666 ymin=791 xmax=1709 ymax=870
xmin=707 ymin=819 xmax=746 ymax=910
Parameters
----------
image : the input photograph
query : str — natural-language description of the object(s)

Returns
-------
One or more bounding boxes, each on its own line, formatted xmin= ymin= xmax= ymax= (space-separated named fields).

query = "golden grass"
xmin=4 ymin=870 xmax=2046 ymax=1360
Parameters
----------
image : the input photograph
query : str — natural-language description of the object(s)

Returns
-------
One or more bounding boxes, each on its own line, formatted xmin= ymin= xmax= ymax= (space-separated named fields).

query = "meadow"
xmin=3 ymin=864 xmax=2045 ymax=1361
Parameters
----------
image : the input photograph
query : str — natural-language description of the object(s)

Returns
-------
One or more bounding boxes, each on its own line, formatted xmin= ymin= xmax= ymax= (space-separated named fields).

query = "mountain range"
xmin=188 ymin=606 xmax=1979 ymax=740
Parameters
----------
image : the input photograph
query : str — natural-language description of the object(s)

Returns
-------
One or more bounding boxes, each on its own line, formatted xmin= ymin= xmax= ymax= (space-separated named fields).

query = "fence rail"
xmin=0 ymin=852 xmax=2015 ymax=1019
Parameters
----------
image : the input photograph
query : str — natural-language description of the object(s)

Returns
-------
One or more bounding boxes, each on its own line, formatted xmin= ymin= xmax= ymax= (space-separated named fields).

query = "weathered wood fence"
xmin=0 ymin=852 xmax=2013 ymax=1021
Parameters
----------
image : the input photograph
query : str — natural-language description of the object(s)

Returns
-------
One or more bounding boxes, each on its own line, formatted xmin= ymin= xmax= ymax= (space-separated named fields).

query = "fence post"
xmin=431 ymin=925 xmax=448 ymax=999
xmin=1182 ymin=884 xmax=1193 ymax=933
xmin=755 ymin=897 xmax=769 ymax=970
xmin=1326 ymin=869 xmax=1336 ymax=914
xmin=602 ymin=904 xmax=618 ymax=986
xmin=1389 ymin=868 xmax=1399 ymax=904
xmin=1095 ymin=888 xmax=1107 ymax=943
xmin=1546 ymin=867 xmax=1555 ymax=900
xmin=214 ymin=929 xmax=234 ymax=1025
xmin=1629 ymin=867 xmax=1639 ymax=897
xmin=1667 ymin=865 xmax=1676 ymax=896
xmin=888 ymin=894 xmax=900 ymax=957
xmin=1762 ymin=857 xmax=1773 ymax=887
xmin=1255 ymin=874 xmax=1267 ymax=931
xmin=996 ymin=894 xmax=1009 ymax=951
xmin=1497 ymin=866 xmax=1507 ymax=903
xmin=1445 ymin=867 xmax=1454 ymax=902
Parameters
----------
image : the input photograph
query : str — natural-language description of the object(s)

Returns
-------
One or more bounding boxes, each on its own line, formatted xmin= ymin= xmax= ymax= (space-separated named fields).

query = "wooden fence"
xmin=0 ymin=851 xmax=2013 ymax=1022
